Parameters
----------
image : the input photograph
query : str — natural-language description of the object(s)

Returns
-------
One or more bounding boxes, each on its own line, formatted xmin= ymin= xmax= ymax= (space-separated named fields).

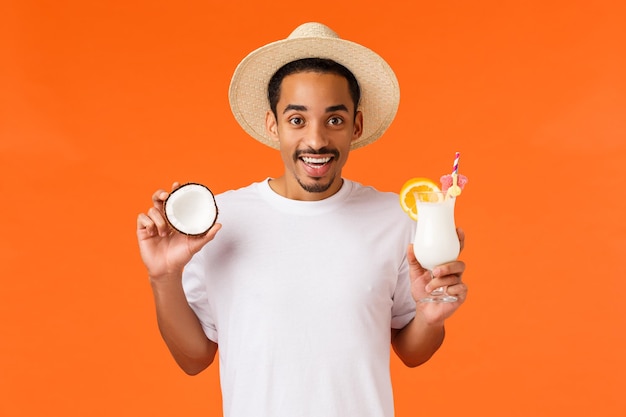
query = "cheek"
xmin=279 ymin=146 xmax=296 ymax=166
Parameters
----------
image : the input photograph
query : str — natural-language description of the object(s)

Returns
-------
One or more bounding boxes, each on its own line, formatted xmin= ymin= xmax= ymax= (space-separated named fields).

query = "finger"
xmin=457 ymin=227 xmax=465 ymax=252
xmin=428 ymin=273 xmax=461 ymax=290
xmin=137 ymin=212 xmax=151 ymax=228
xmin=151 ymin=189 xmax=170 ymax=206
xmin=148 ymin=206 xmax=171 ymax=236
xmin=445 ymin=281 xmax=468 ymax=301
xmin=432 ymin=260 xmax=465 ymax=279
xmin=137 ymin=213 xmax=157 ymax=236
xmin=171 ymin=182 xmax=181 ymax=191
xmin=427 ymin=261 xmax=464 ymax=292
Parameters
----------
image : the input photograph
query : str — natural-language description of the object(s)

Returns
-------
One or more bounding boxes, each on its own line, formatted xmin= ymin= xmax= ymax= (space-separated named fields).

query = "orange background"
xmin=2 ymin=0 xmax=625 ymax=416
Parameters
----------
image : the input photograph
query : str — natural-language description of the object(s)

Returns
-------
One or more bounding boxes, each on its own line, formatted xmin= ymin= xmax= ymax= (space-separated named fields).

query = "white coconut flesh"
xmin=164 ymin=183 xmax=218 ymax=235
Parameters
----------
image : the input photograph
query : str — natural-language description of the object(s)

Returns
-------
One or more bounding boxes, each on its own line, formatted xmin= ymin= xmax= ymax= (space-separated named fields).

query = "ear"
xmin=265 ymin=110 xmax=279 ymax=143
xmin=351 ymin=111 xmax=364 ymax=143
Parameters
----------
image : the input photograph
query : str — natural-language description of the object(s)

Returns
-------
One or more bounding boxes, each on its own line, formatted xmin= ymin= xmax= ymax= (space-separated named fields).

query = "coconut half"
xmin=164 ymin=183 xmax=218 ymax=236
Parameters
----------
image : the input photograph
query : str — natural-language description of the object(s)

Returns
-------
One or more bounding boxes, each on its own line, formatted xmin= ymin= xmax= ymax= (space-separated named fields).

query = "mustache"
xmin=294 ymin=147 xmax=340 ymax=161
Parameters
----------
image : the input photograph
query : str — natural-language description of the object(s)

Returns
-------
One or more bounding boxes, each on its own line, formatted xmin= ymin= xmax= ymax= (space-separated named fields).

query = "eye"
xmin=328 ymin=116 xmax=344 ymax=126
xmin=289 ymin=117 xmax=304 ymax=126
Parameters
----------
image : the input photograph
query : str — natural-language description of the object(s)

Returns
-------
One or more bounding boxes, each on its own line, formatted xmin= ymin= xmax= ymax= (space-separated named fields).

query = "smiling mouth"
xmin=300 ymin=156 xmax=333 ymax=168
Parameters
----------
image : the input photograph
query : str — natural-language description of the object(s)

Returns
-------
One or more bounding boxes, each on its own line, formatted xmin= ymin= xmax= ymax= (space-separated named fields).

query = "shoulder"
xmin=214 ymin=181 xmax=263 ymax=204
xmin=345 ymin=180 xmax=412 ymax=224
xmin=346 ymin=180 xmax=401 ymax=209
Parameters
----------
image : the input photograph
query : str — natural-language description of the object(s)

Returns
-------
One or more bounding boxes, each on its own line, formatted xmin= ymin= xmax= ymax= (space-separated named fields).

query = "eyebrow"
xmin=326 ymin=104 xmax=349 ymax=113
xmin=282 ymin=104 xmax=350 ymax=114
xmin=283 ymin=104 xmax=307 ymax=114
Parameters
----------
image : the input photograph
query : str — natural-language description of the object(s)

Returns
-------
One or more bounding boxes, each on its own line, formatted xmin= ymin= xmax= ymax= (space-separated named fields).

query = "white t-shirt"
xmin=183 ymin=178 xmax=416 ymax=417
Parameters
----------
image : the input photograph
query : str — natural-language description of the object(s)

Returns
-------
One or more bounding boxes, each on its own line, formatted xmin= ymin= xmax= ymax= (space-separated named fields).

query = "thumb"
xmin=407 ymin=244 xmax=427 ymax=273
xmin=407 ymin=244 xmax=431 ymax=287
xmin=188 ymin=223 xmax=222 ymax=253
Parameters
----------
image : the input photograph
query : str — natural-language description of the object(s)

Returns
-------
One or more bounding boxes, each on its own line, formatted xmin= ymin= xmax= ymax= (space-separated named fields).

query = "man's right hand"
xmin=136 ymin=182 xmax=221 ymax=280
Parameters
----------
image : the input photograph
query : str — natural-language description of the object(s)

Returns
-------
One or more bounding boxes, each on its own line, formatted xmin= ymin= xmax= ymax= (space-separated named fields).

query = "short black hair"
xmin=267 ymin=58 xmax=361 ymax=118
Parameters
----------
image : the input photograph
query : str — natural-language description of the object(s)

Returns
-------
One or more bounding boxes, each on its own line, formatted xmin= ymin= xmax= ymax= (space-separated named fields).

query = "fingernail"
xmin=431 ymin=268 xmax=439 ymax=277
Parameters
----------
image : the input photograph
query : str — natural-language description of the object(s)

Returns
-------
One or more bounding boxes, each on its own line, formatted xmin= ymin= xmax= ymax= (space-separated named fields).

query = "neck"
xmin=268 ymin=176 xmax=344 ymax=201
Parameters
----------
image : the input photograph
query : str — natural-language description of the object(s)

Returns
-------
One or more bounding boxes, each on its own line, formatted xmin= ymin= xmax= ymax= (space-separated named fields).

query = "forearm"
xmin=151 ymin=274 xmax=218 ymax=375
xmin=391 ymin=313 xmax=445 ymax=368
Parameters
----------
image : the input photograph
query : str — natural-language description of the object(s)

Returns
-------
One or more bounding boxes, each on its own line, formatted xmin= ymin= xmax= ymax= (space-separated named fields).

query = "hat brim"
xmin=229 ymin=35 xmax=400 ymax=150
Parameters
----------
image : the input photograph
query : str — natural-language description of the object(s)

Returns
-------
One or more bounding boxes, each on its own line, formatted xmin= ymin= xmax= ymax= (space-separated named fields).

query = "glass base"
xmin=419 ymin=287 xmax=458 ymax=303
xmin=419 ymin=294 xmax=458 ymax=303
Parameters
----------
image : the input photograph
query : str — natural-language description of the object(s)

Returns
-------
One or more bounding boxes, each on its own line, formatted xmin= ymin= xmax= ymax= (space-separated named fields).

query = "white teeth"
xmin=302 ymin=156 xmax=331 ymax=164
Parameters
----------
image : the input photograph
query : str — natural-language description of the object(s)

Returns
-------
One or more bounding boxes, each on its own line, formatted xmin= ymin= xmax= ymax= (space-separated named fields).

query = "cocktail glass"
xmin=413 ymin=191 xmax=460 ymax=303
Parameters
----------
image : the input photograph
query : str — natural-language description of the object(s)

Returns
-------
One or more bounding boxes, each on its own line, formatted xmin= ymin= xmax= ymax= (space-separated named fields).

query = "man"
xmin=137 ymin=22 xmax=467 ymax=417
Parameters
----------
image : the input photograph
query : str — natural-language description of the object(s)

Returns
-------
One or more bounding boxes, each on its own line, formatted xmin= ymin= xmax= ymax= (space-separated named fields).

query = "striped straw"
xmin=452 ymin=152 xmax=460 ymax=175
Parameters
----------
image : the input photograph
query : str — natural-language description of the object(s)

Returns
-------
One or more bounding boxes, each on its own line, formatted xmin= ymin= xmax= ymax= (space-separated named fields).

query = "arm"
xmin=391 ymin=315 xmax=445 ymax=368
xmin=391 ymin=229 xmax=468 ymax=367
xmin=150 ymin=273 xmax=218 ymax=375
xmin=137 ymin=184 xmax=221 ymax=375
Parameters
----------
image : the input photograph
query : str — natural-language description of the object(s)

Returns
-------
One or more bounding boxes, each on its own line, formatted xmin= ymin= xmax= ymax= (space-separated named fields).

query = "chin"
xmin=297 ymin=178 xmax=334 ymax=194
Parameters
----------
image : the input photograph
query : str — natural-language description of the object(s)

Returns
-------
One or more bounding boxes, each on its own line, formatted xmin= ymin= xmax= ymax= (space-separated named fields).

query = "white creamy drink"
xmin=412 ymin=191 xmax=460 ymax=303
xmin=413 ymin=195 xmax=460 ymax=270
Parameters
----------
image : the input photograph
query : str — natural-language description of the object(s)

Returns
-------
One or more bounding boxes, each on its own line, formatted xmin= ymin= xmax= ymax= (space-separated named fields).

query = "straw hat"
xmin=228 ymin=22 xmax=400 ymax=150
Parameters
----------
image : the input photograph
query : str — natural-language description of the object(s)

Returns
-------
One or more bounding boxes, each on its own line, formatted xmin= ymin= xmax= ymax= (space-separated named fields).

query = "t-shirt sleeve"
xmin=391 ymin=215 xmax=417 ymax=329
xmin=182 ymin=251 xmax=219 ymax=343
xmin=390 ymin=254 xmax=417 ymax=329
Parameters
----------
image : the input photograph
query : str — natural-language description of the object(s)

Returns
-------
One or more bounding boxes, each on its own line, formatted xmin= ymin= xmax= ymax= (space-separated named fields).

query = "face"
xmin=265 ymin=71 xmax=363 ymax=201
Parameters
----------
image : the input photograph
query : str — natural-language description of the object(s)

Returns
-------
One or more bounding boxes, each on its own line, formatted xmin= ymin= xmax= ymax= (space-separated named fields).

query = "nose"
xmin=302 ymin=121 xmax=329 ymax=150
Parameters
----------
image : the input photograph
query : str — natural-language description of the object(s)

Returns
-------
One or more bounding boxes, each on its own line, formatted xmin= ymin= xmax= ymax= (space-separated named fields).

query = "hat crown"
xmin=287 ymin=22 xmax=339 ymax=40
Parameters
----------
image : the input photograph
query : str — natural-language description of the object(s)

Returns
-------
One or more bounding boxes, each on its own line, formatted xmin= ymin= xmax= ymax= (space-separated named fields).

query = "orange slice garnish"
xmin=399 ymin=177 xmax=441 ymax=221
